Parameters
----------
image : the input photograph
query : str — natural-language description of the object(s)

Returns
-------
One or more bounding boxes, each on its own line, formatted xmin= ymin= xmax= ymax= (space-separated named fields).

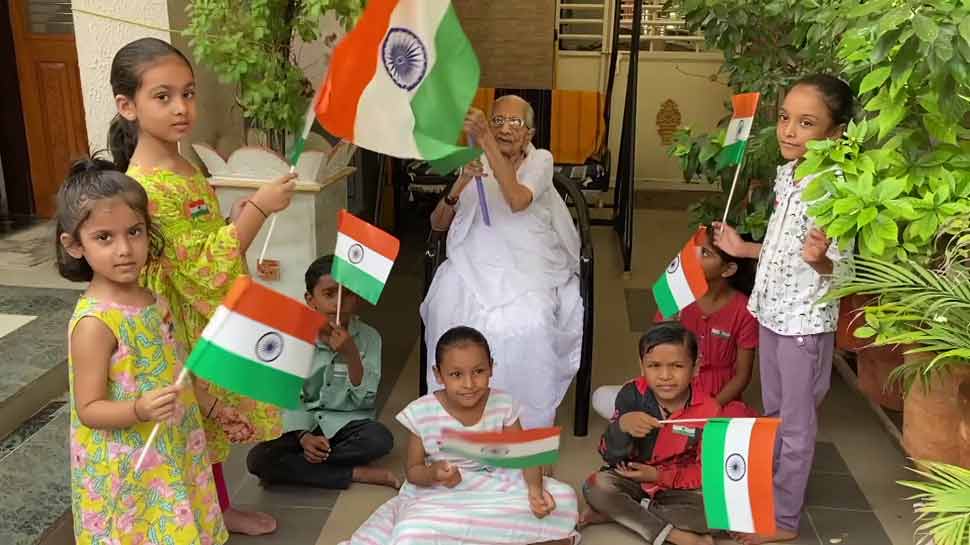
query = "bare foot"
xmin=731 ymin=528 xmax=798 ymax=545
xmin=223 ymin=507 xmax=277 ymax=535
xmin=668 ymin=529 xmax=714 ymax=545
xmin=353 ymin=466 xmax=402 ymax=489
xmin=577 ymin=507 xmax=610 ymax=529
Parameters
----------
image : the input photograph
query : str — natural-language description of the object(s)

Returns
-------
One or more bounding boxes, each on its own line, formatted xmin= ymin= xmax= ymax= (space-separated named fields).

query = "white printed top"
xmin=748 ymin=161 xmax=851 ymax=336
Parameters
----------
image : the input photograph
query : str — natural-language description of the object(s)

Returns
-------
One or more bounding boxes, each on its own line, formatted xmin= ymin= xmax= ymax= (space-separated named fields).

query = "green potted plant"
xmin=898 ymin=460 xmax=970 ymax=545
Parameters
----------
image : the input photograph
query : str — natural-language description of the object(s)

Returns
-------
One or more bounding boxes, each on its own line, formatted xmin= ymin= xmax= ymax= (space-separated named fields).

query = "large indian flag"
xmin=186 ymin=276 xmax=327 ymax=409
xmin=332 ymin=210 xmax=401 ymax=305
xmin=316 ymin=0 xmax=480 ymax=174
xmin=652 ymin=228 xmax=709 ymax=319
xmin=441 ymin=427 xmax=560 ymax=469
xmin=716 ymin=92 xmax=761 ymax=169
xmin=702 ymin=417 xmax=780 ymax=534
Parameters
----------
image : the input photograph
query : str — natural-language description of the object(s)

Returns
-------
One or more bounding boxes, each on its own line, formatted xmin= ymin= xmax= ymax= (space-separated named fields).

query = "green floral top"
xmin=130 ymin=166 xmax=282 ymax=463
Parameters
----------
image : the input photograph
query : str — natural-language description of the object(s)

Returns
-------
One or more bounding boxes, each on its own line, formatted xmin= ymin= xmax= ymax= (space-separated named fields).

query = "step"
xmin=0 ymin=285 xmax=79 ymax=440
xmin=0 ymin=404 xmax=71 ymax=545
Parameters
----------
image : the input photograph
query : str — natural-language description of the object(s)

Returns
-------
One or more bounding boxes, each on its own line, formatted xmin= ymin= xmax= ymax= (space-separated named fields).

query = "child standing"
xmin=581 ymin=322 xmax=720 ymax=545
xmin=341 ymin=326 xmax=579 ymax=545
xmin=58 ymin=157 xmax=227 ymax=545
xmin=713 ymin=74 xmax=854 ymax=544
xmin=593 ymin=226 xmax=758 ymax=419
xmin=108 ymin=37 xmax=296 ymax=535
xmin=246 ymin=255 xmax=398 ymax=489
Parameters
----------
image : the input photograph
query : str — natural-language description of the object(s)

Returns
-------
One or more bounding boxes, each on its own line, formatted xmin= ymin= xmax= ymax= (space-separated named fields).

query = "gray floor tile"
xmin=812 ymin=441 xmax=850 ymax=474
xmin=226 ymin=505 xmax=332 ymax=545
xmin=233 ymin=477 xmax=341 ymax=510
xmin=805 ymin=472 xmax=872 ymax=511
xmin=808 ymin=508 xmax=894 ymax=545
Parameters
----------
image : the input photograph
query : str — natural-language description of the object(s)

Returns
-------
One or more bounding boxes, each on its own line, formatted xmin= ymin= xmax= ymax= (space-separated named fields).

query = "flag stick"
xmin=721 ymin=157 xmax=745 ymax=225
xmin=467 ymin=136 xmax=491 ymax=226
xmin=657 ymin=418 xmax=713 ymax=425
xmin=257 ymin=164 xmax=296 ymax=266
xmin=335 ymin=283 xmax=343 ymax=328
xmin=133 ymin=365 xmax=190 ymax=473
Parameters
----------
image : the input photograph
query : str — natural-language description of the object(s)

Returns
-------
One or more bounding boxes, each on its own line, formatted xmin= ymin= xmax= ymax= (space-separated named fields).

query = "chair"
xmin=418 ymin=173 xmax=596 ymax=436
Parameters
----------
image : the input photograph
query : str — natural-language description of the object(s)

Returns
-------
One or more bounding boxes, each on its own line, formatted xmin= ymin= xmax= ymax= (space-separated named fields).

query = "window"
xmin=558 ymin=1 xmax=705 ymax=53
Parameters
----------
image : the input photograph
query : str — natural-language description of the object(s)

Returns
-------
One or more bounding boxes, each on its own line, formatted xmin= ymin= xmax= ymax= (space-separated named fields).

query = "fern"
xmin=899 ymin=461 xmax=970 ymax=545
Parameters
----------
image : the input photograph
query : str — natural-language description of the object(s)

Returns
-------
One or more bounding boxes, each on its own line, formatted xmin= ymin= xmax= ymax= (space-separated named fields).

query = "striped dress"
xmin=341 ymin=390 xmax=579 ymax=544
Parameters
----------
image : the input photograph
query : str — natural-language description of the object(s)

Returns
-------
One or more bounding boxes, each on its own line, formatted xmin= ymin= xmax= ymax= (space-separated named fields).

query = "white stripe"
xmin=665 ymin=254 xmax=697 ymax=309
xmin=300 ymin=85 xmax=324 ymax=140
xmin=442 ymin=435 xmax=559 ymax=459
xmin=200 ymin=306 xmax=316 ymax=379
xmin=724 ymin=116 xmax=754 ymax=146
xmin=723 ymin=418 xmax=756 ymax=533
xmin=353 ymin=0 xmax=452 ymax=159
xmin=335 ymin=232 xmax=394 ymax=283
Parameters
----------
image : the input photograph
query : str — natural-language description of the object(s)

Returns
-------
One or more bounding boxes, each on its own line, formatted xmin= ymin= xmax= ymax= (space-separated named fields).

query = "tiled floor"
xmin=0 ymin=205 xmax=919 ymax=545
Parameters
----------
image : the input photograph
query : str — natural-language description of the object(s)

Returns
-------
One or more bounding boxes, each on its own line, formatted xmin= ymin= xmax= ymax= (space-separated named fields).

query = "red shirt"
xmin=655 ymin=292 xmax=759 ymax=401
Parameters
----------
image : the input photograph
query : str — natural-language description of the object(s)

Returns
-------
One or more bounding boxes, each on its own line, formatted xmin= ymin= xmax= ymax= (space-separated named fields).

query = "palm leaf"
xmin=899 ymin=460 xmax=970 ymax=545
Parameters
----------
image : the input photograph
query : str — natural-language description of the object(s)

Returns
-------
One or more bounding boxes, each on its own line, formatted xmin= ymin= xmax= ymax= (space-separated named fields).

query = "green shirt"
xmin=282 ymin=317 xmax=382 ymax=438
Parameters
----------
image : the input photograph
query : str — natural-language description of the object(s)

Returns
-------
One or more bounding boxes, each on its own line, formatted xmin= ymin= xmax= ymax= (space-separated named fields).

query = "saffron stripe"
xmin=732 ymin=92 xmax=760 ymax=119
xmin=221 ymin=277 xmax=325 ymax=343
xmin=749 ymin=418 xmax=779 ymax=535
xmin=199 ymin=306 xmax=317 ymax=378
xmin=337 ymin=210 xmax=400 ymax=261
xmin=679 ymin=238 xmax=709 ymax=298
xmin=443 ymin=427 xmax=560 ymax=445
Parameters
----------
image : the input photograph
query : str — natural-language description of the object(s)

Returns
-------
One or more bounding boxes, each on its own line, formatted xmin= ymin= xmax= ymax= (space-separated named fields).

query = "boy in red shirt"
xmin=582 ymin=322 xmax=718 ymax=545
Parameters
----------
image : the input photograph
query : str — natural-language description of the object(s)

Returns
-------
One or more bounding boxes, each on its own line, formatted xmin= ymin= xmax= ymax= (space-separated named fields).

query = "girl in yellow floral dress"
xmin=57 ymin=156 xmax=227 ymax=545
xmin=107 ymin=38 xmax=297 ymax=535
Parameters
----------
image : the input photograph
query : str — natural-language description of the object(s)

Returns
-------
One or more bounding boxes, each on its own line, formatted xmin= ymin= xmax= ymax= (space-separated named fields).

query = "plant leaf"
xmin=860 ymin=66 xmax=892 ymax=94
xmin=914 ymin=14 xmax=940 ymax=43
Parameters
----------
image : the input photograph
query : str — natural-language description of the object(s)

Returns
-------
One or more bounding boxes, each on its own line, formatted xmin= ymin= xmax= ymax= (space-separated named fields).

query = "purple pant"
xmin=759 ymin=326 xmax=834 ymax=532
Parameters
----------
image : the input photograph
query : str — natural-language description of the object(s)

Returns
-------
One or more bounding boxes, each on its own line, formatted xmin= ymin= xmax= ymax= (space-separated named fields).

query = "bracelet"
xmin=206 ymin=398 xmax=219 ymax=418
xmin=133 ymin=399 xmax=146 ymax=422
xmin=444 ymin=194 xmax=459 ymax=206
xmin=249 ymin=201 xmax=269 ymax=218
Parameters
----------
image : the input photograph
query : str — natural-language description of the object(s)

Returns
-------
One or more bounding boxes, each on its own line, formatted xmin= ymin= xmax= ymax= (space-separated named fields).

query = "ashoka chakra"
xmin=255 ymin=331 xmax=284 ymax=363
xmin=382 ymin=28 xmax=428 ymax=91
xmin=725 ymin=453 xmax=747 ymax=482
xmin=348 ymin=243 xmax=365 ymax=265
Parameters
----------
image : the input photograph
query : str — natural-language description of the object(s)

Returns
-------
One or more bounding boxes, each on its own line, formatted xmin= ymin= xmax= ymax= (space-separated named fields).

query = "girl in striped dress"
xmin=341 ymin=326 xmax=579 ymax=545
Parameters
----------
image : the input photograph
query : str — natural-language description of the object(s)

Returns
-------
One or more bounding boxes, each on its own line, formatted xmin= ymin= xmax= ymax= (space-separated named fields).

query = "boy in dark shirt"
xmin=582 ymin=322 xmax=720 ymax=545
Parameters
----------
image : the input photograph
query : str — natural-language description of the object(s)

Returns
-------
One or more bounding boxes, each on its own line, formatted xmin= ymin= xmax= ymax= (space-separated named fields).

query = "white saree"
xmin=419 ymin=145 xmax=584 ymax=429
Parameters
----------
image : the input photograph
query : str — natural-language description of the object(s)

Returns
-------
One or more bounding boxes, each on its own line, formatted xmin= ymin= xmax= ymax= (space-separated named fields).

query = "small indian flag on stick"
xmin=316 ymin=0 xmax=481 ymax=174
xmin=440 ymin=427 xmax=560 ymax=469
xmin=333 ymin=210 xmax=400 ymax=305
xmin=652 ymin=228 xmax=709 ymax=319
xmin=186 ymin=276 xmax=327 ymax=409
xmin=702 ymin=417 xmax=780 ymax=534
xmin=716 ymin=92 xmax=760 ymax=169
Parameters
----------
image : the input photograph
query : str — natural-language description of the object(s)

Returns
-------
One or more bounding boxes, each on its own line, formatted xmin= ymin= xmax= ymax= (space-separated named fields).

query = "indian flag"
xmin=332 ymin=210 xmax=400 ymax=305
xmin=440 ymin=427 xmax=560 ymax=469
xmin=652 ymin=228 xmax=709 ymax=319
xmin=186 ymin=276 xmax=327 ymax=409
xmin=702 ymin=417 xmax=780 ymax=534
xmin=716 ymin=92 xmax=761 ymax=169
xmin=288 ymin=84 xmax=325 ymax=167
xmin=316 ymin=0 xmax=481 ymax=174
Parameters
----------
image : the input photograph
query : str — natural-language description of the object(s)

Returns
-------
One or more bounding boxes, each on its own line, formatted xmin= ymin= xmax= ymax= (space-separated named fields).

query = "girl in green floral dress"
xmin=107 ymin=38 xmax=297 ymax=535
xmin=58 ymin=157 xmax=227 ymax=545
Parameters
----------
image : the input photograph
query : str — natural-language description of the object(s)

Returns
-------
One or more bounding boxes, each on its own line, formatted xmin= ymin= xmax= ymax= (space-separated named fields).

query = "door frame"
xmin=0 ymin=0 xmax=33 ymax=216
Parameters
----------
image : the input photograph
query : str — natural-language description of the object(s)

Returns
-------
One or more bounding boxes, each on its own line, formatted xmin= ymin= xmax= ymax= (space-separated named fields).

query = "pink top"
xmin=655 ymin=292 xmax=759 ymax=401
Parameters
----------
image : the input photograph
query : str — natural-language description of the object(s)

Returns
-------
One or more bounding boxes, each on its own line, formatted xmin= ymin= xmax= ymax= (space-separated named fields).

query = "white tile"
xmin=0 ymin=314 xmax=36 ymax=338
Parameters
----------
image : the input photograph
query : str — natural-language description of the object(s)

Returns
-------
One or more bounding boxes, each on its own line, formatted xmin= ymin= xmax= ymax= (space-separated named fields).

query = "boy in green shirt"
xmin=247 ymin=255 xmax=399 ymax=489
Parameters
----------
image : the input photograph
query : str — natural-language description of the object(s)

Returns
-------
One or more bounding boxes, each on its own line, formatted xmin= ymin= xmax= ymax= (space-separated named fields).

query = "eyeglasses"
xmin=490 ymin=116 xmax=527 ymax=129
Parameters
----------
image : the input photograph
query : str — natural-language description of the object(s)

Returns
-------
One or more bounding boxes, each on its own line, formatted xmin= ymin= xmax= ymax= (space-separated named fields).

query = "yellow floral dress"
xmin=69 ymin=296 xmax=227 ymax=545
xmin=129 ymin=166 xmax=282 ymax=463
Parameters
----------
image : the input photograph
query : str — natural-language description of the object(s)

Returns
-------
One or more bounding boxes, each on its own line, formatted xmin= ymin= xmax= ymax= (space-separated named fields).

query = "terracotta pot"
xmin=960 ymin=379 xmax=970 ymax=468
xmin=857 ymin=344 xmax=904 ymax=411
xmin=902 ymin=353 xmax=970 ymax=465
xmin=836 ymin=294 xmax=872 ymax=352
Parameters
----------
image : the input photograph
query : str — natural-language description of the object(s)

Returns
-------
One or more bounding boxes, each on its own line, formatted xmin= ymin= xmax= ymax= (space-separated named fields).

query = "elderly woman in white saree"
xmin=420 ymin=95 xmax=584 ymax=429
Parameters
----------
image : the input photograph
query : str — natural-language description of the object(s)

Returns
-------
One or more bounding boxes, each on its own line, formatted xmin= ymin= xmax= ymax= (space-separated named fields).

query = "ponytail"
xmin=108 ymin=114 xmax=138 ymax=171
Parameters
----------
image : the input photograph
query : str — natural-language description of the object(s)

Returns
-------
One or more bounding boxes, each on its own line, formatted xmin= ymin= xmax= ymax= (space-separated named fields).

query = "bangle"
xmin=206 ymin=398 xmax=219 ymax=418
xmin=133 ymin=399 xmax=146 ymax=422
xmin=249 ymin=201 xmax=269 ymax=218
xmin=444 ymin=194 xmax=459 ymax=206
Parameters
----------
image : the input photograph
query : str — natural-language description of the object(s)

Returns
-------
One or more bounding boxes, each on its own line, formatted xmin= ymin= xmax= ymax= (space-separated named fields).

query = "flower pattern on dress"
xmin=69 ymin=296 xmax=227 ymax=545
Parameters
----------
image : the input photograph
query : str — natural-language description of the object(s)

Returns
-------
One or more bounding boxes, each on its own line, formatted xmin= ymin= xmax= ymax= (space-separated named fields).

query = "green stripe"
xmin=702 ymin=418 xmax=731 ymax=529
xmin=411 ymin=5 xmax=482 ymax=175
xmin=441 ymin=448 xmax=560 ymax=469
xmin=331 ymin=256 xmax=385 ymax=305
xmin=186 ymin=339 xmax=304 ymax=409
xmin=716 ymin=140 xmax=747 ymax=169
xmin=652 ymin=276 xmax=680 ymax=319
xmin=288 ymin=134 xmax=306 ymax=166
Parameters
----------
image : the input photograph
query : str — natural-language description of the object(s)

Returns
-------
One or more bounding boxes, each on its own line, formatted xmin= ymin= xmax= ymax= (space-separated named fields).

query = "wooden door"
xmin=9 ymin=0 xmax=88 ymax=217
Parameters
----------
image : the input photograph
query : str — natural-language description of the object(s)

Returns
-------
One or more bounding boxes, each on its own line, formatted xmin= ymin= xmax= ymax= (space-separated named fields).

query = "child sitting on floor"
xmin=581 ymin=322 xmax=720 ymax=545
xmin=593 ymin=225 xmax=758 ymax=419
xmin=246 ymin=255 xmax=399 ymax=489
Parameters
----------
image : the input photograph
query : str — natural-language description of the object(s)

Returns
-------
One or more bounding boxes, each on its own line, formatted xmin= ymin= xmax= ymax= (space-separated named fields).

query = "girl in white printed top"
xmin=713 ymin=74 xmax=855 ymax=545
